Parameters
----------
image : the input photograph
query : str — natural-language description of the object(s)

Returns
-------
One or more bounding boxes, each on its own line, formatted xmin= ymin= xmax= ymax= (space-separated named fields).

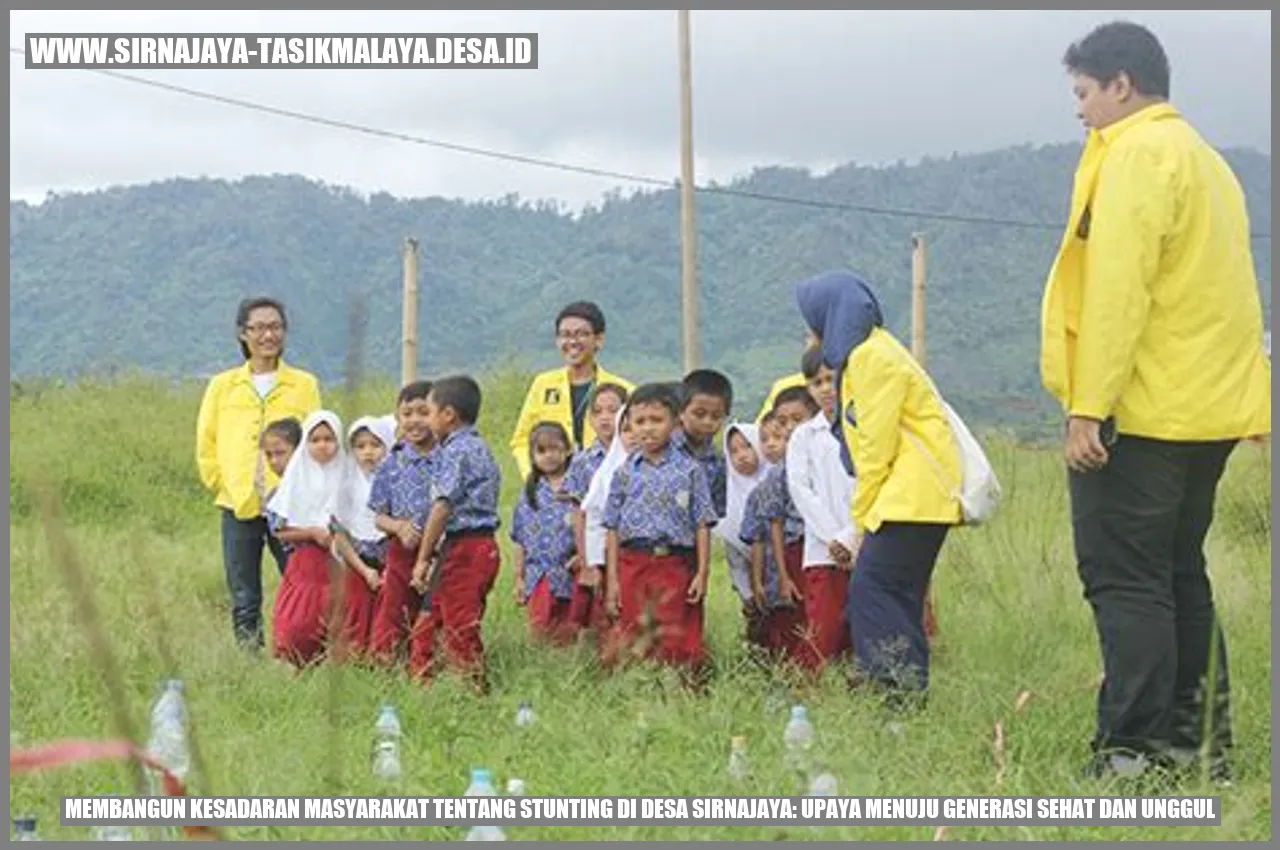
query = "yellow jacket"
xmin=839 ymin=328 xmax=962 ymax=534
xmin=510 ymin=365 xmax=634 ymax=479
xmin=1041 ymin=103 xmax=1271 ymax=440
xmin=195 ymin=361 xmax=323 ymax=520
xmin=756 ymin=372 xmax=808 ymax=422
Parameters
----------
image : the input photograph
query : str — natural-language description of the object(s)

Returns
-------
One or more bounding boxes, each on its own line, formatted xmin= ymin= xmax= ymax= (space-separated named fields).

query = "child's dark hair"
xmin=555 ymin=301 xmax=607 ymax=335
xmin=430 ymin=376 xmax=482 ymax=425
xmin=261 ymin=417 xmax=302 ymax=448
xmin=682 ymin=369 xmax=733 ymax=414
xmin=524 ymin=421 xmax=572 ymax=508
xmin=1063 ymin=21 xmax=1170 ymax=99
xmin=774 ymin=385 xmax=819 ymax=416
xmin=801 ymin=347 xmax=827 ymax=380
xmin=398 ymin=379 xmax=433 ymax=406
xmin=629 ymin=383 xmax=681 ymax=419
xmin=760 ymin=410 xmax=780 ymax=429
xmin=591 ymin=382 xmax=629 ymax=410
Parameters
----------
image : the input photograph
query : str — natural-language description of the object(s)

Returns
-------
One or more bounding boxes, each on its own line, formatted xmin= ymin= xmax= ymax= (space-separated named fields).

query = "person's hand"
xmin=686 ymin=570 xmax=708 ymax=604
xmin=751 ymin=579 xmax=768 ymax=611
xmin=410 ymin=559 xmax=431 ymax=594
xmin=397 ymin=520 xmax=421 ymax=550
xmin=513 ymin=577 xmax=527 ymax=606
xmin=362 ymin=567 xmax=382 ymax=593
xmin=1065 ymin=416 xmax=1109 ymax=473
xmin=312 ymin=527 xmax=333 ymax=549
xmin=829 ymin=540 xmax=853 ymax=568
xmin=578 ymin=566 xmax=601 ymax=589
xmin=778 ymin=575 xmax=803 ymax=606
xmin=566 ymin=554 xmax=583 ymax=577
xmin=606 ymin=575 xmax=621 ymax=617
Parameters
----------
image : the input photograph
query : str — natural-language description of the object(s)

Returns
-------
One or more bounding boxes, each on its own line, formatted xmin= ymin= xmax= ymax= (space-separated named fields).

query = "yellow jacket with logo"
xmin=195 ymin=361 xmax=323 ymax=520
xmin=509 ymin=365 xmax=635 ymax=479
xmin=1041 ymin=103 xmax=1271 ymax=440
xmin=756 ymin=372 xmax=808 ymax=422
xmin=839 ymin=328 xmax=962 ymax=534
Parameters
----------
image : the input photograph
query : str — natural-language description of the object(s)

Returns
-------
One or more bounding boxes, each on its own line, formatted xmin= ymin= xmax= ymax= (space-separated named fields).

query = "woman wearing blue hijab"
xmin=796 ymin=270 xmax=961 ymax=705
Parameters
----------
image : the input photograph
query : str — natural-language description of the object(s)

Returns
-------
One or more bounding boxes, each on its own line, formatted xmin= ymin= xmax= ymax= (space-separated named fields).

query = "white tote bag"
xmin=904 ymin=377 xmax=1003 ymax=527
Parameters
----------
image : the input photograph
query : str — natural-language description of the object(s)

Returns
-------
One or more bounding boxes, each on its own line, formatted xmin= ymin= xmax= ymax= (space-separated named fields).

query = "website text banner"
xmin=61 ymin=796 xmax=1221 ymax=827
xmin=24 ymin=35 xmax=538 ymax=69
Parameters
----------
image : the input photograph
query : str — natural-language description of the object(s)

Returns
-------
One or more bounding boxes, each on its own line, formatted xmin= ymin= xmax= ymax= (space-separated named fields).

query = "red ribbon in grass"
xmin=10 ymin=738 xmax=221 ymax=840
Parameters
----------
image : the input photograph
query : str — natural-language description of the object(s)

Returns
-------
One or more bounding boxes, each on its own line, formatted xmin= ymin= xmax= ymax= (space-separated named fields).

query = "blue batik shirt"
xmin=672 ymin=429 xmax=728 ymax=519
xmin=602 ymin=444 xmax=717 ymax=549
xmin=755 ymin=464 xmax=804 ymax=543
xmin=430 ymin=426 xmax=502 ymax=534
xmin=367 ymin=440 xmax=437 ymax=532
xmin=511 ymin=478 xmax=577 ymax=600
xmin=736 ymin=485 xmax=782 ymax=606
xmin=564 ymin=439 xmax=608 ymax=503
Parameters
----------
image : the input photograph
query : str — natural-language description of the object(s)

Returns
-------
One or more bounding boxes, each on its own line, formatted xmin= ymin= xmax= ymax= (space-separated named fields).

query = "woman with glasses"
xmin=508 ymin=301 xmax=634 ymax=480
xmin=196 ymin=296 xmax=322 ymax=652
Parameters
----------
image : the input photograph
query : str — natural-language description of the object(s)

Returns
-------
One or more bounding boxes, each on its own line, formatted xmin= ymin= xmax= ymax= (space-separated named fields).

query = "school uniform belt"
xmin=446 ymin=527 xmax=497 ymax=541
xmin=621 ymin=540 xmax=694 ymax=557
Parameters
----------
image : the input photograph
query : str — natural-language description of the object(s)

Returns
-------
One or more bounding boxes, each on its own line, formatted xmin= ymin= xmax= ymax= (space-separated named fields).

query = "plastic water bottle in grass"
xmin=808 ymin=770 xmax=838 ymax=796
xmin=783 ymin=705 xmax=815 ymax=773
xmin=727 ymin=735 xmax=750 ymax=781
xmin=147 ymin=679 xmax=190 ymax=781
xmin=514 ymin=701 xmax=536 ymax=728
xmin=13 ymin=816 xmax=39 ymax=841
xmin=506 ymin=778 xmax=526 ymax=797
xmin=464 ymin=769 xmax=505 ymax=841
xmin=372 ymin=703 xmax=403 ymax=781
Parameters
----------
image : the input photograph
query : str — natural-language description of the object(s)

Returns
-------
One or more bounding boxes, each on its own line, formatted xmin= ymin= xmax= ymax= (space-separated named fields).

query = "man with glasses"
xmin=509 ymin=301 xmax=634 ymax=480
xmin=196 ymin=296 xmax=322 ymax=651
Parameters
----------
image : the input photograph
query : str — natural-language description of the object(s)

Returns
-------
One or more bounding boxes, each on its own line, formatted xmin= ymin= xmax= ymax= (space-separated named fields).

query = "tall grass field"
xmin=8 ymin=372 xmax=1272 ymax=841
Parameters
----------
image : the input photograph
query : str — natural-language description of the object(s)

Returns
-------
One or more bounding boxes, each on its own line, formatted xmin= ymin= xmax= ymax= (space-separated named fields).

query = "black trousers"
xmin=221 ymin=509 xmax=289 ymax=650
xmin=1069 ymin=435 xmax=1236 ymax=768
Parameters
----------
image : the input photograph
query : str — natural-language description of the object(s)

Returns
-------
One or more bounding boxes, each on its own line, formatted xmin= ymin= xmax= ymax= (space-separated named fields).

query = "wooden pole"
xmin=911 ymin=233 xmax=927 ymax=366
xmin=401 ymin=237 xmax=419 ymax=386
xmin=678 ymin=9 xmax=700 ymax=373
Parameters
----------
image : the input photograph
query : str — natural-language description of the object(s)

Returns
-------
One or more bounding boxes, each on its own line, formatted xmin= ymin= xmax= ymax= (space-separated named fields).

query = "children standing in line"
xmin=256 ymin=417 xmax=302 ymax=575
xmin=367 ymin=381 xmax=437 ymax=667
xmin=512 ymin=422 xmax=579 ymax=645
xmin=673 ymin=370 xmax=733 ymax=520
xmin=602 ymin=384 xmax=717 ymax=675
xmin=786 ymin=349 xmax=856 ymax=673
xmin=716 ymin=423 xmax=773 ymax=644
xmin=267 ymin=410 xmax=349 ymax=669
xmin=332 ymin=415 xmax=396 ymax=661
xmin=409 ymin=376 xmax=503 ymax=691
xmin=566 ymin=384 xmax=629 ymax=635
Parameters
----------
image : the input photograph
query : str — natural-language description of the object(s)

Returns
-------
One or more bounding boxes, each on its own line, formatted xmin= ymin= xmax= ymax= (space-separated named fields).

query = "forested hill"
xmin=9 ymin=142 xmax=1271 ymax=434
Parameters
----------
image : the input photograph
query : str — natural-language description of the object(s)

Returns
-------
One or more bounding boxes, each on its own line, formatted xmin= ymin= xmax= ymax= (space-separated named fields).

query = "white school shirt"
xmin=786 ymin=412 xmax=857 ymax=568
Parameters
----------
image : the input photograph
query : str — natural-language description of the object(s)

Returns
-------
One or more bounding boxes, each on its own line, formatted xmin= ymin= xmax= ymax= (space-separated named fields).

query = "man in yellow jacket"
xmin=1042 ymin=22 xmax=1270 ymax=784
xmin=196 ymin=297 xmax=322 ymax=650
xmin=509 ymin=301 xmax=634 ymax=479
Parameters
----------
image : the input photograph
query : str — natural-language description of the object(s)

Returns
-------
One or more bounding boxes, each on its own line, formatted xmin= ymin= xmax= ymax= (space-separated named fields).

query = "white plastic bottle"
xmin=783 ymin=705 xmax=815 ymax=774
xmin=727 ymin=735 xmax=750 ymax=781
xmin=808 ymin=770 xmax=838 ymax=796
xmin=514 ymin=701 xmax=537 ymax=729
xmin=372 ymin=703 xmax=403 ymax=781
xmin=147 ymin=679 xmax=190 ymax=781
xmin=464 ymin=768 xmax=506 ymax=841
xmin=13 ymin=817 xmax=40 ymax=841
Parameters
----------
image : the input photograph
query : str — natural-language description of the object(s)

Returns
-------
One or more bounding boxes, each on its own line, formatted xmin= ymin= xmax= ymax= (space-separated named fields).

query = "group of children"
xmin=251 ymin=353 xmax=900 ymax=690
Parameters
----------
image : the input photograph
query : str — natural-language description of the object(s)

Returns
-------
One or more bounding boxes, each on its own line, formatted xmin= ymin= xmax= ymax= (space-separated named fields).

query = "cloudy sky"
xmin=9 ymin=10 xmax=1271 ymax=209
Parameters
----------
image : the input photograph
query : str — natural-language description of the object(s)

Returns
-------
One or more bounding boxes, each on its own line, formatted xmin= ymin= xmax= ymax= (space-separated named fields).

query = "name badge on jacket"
xmin=544 ymin=388 xmax=561 ymax=405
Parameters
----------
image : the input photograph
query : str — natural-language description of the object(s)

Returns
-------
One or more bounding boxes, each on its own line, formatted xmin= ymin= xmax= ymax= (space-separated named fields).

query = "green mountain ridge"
xmin=9 ymin=141 xmax=1271 ymax=435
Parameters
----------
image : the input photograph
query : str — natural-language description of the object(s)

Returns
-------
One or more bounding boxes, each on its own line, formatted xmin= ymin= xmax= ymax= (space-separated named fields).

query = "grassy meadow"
xmin=7 ymin=371 xmax=1273 ymax=841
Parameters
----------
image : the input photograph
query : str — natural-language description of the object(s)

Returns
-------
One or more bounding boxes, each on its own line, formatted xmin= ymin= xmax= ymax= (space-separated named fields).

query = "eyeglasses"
xmin=244 ymin=322 xmax=285 ymax=336
xmin=556 ymin=329 xmax=595 ymax=342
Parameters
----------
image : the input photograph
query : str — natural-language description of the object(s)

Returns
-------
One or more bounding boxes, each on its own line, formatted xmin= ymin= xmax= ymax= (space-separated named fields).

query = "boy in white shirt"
xmin=786 ymin=347 xmax=856 ymax=671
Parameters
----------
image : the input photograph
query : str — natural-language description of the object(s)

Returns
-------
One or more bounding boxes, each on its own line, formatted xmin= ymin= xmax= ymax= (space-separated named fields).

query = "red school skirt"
xmin=336 ymin=557 xmax=380 ymax=662
xmin=273 ymin=543 xmax=338 ymax=669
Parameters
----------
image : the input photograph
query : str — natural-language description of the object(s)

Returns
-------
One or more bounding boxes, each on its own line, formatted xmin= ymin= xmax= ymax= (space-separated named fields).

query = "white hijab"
xmin=715 ymin=422 xmax=772 ymax=555
xmin=337 ymin=414 xmax=398 ymax=542
xmin=582 ymin=403 xmax=633 ymax=566
xmin=267 ymin=410 xmax=350 ymax=529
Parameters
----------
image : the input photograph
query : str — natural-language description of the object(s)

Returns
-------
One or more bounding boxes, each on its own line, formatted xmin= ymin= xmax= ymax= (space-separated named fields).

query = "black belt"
xmin=446 ymin=527 xmax=496 ymax=541
xmin=621 ymin=540 xmax=694 ymax=557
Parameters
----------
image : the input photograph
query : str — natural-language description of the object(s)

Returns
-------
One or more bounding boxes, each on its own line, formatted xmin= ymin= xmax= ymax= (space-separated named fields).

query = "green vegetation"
xmin=8 ymin=374 xmax=1272 ymax=840
xmin=9 ymin=143 xmax=1271 ymax=440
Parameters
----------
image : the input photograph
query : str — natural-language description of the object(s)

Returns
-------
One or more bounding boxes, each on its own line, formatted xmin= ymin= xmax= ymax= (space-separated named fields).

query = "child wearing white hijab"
xmin=267 ymin=410 xmax=351 ymax=669
xmin=576 ymin=403 xmax=637 ymax=649
xmin=716 ymin=422 xmax=772 ymax=622
xmin=331 ymin=414 xmax=398 ymax=661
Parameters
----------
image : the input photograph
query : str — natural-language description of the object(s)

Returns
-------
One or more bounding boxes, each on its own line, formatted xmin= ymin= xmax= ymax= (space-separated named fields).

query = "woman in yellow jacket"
xmin=796 ymin=270 xmax=961 ymax=704
xmin=195 ymin=297 xmax=322 ymax=651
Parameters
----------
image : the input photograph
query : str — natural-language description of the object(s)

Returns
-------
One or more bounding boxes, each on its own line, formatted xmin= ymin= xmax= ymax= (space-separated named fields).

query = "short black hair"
xmin=1063 ymin=21 xmax=1170 ymax=100
xmin=397 ymin=379 xmax=433 ymax=406
xmin=759 ymin=410 xmax=779 ymax=428
xmin=591 ymin=382 xmax=629 ymax=410
xmin=235 ymin=297 xmax=287 ymax=360
xmin=801 ymin=347 xmax=827 ymax=380
xmin=555 ymin=301 xmax=606 ymax=335
xmin=262 ymin=417 xmax=302 ymax=448
xmin=773 ymin=385 xmax=819 ymax=415
xmin=430 ymin=375 xmax=482 ymax=425
xmin=628 ymin=383 xmax=680 ymax=418
xmin=682 ymin=369 xmax=733 ymax=413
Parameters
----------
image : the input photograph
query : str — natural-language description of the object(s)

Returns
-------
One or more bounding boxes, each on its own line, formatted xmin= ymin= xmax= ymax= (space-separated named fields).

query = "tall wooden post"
xmin=678 ymin=9 xmax=700 ymax=373
xmin=401 ymin=237 xmax=419 ymax=386
xmin=911 ymin=233 xmax=927 ymax=366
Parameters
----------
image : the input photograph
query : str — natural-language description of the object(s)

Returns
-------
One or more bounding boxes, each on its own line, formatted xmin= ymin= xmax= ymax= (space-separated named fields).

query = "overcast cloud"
xmin=8 ymin=10 xmax=1271 ymax=209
